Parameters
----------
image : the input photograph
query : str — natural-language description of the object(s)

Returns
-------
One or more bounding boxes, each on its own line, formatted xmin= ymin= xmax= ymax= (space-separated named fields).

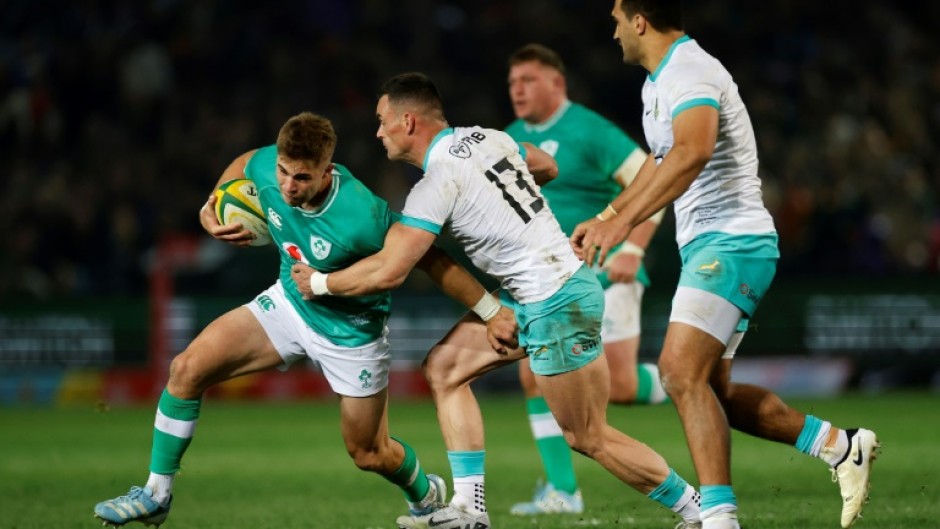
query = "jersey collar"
xmin=423 ymin=127 xmax=454 ymax=171
xmin=297 ymin=168 xmax=340 ymax=217
xmin=649 ymin=34 xmax=691 ymax=82
xmin=523 ymin=99 xmax=571 ymax=134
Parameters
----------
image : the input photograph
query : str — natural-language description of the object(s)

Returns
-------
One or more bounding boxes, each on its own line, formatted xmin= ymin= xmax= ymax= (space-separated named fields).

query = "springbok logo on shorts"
xmin=310 ymin=235 xmax=331 ymax=260
xmin=358 ymin=369 xmax=373 ymax=389
xmin=282 ymin=242 xmax=309 ymax=264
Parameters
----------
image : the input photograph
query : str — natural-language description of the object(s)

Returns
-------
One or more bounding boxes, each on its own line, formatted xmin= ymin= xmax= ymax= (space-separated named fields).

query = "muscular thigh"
xmin=175 ymin=305 xmax=283 ymax=386
xmin=339 ymin=389 xmax=389 ymax=449
xmin=425 ymin=312 xmax=525 ymax=388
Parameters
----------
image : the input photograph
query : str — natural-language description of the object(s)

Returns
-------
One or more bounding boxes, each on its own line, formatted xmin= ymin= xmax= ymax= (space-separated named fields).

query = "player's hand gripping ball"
xmin=214 ymin=179 xmax=271 ymax=246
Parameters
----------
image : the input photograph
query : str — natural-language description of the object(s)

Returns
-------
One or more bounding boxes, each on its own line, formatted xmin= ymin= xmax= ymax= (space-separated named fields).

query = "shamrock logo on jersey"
xmin=538 ymin=139 xmax=559 ymax=157
xmin=358 ymin=369 xmax=373 ymax=389
xmin=310 ymin=235 xmax=332 ymax=260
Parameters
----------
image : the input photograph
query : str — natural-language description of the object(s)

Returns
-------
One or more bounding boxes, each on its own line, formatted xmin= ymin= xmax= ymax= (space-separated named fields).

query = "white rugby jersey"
xmin=642 ymin=36 xmax=776 ymax=248
xmin=401 ymin=126 xmax=582 ymax=304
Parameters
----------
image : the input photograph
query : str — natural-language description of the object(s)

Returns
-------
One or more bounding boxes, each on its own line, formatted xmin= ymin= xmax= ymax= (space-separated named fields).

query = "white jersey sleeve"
xmin=642 ymin=37 xmax=776 ymax=248
xmin=402 ymin=126 xmax=582 ymax=304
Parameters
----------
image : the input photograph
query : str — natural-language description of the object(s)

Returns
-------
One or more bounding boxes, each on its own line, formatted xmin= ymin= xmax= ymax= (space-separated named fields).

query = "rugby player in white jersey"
xmin=572 ymin=2 xmax=879 ymax=528
xmin=505 ymin=43 xmax=670 ymax=516
xmin=292 ymin=72 xmax=702 ymax=529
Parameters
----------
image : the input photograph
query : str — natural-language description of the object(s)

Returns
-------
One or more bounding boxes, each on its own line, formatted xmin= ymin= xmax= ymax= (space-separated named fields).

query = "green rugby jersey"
xmin=505 ymin=101 xmax=650 ymax=287
xmin=245 ymin=145 xmax=393 ymax=346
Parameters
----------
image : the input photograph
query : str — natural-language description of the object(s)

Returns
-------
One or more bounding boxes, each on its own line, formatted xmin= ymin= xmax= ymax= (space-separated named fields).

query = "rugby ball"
xmin=214 ymin=179 xmax=271 ymax=246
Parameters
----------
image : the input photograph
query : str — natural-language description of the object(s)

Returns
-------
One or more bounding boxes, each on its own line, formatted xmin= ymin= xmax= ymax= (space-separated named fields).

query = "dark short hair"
xmin=508 ymin=43 xmax=566 ymax=75
xmin=619 ymin=0 xmax=683 ymax=32
xmin=276 ymin=112 xmax=336 ymax=165
xmin=378 ymin=72 xmax=445 ymax=119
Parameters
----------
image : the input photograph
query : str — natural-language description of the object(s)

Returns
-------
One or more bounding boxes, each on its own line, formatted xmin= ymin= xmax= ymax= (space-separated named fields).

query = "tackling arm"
xmin=573 ymin=106 xmax=717 ymax=266
xmin=520 ymin=142 xmax=558 ymax=186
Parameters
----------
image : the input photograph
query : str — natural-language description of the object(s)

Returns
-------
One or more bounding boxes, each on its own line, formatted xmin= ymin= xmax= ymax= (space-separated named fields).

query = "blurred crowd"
xmin=2 ymin=0 xmax=938 ymax=300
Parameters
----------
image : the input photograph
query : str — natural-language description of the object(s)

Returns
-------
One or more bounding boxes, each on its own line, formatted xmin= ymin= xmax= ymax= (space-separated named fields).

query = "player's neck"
xmin=642 ymin=30 xmax=686 ymax=74
xmin=409 ymin=121 xmax=449 ymax=170
xmin=300 ymin=172 xmax=334 ymax=211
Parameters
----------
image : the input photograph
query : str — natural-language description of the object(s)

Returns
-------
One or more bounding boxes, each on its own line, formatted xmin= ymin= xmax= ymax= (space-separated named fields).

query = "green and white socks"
xmin=635 ymin=363 xmax=670 ymax=404
xmin=384 ymin=437 xmax=435 ymax=514
xmin=525 ymin=397 xmax=579 ymax=494
xmin=147 ymin=388 xmax=201 ymax=504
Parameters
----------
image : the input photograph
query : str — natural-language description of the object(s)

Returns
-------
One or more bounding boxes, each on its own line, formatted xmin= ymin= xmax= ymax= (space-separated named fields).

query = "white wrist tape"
xmin=309 ymin=271 xmax=332 ymax=296
xmin=620 ymin=241 xmax=645 ymax=257
xmin=471 ymin=293 xmax=501 ymax=322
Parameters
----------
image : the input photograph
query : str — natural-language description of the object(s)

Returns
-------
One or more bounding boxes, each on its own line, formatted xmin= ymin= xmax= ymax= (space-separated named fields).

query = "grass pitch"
xmin=0 ymin=391 xmax=936 ymax=528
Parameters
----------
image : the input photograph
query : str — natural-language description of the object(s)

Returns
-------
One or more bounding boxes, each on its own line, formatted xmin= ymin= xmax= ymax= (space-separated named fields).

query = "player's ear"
xmin=403 ymin=113 xmax=416 ymax=135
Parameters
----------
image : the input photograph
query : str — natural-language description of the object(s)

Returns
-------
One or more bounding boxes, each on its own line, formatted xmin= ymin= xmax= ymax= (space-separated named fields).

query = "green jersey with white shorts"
xmin=505 ymin=101 xmax=650 ymax=289
xmin=245 ymin=145 xmax=393 ymax=347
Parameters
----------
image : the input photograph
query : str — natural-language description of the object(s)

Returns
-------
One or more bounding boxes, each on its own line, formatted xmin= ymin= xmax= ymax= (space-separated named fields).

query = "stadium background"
xmin=1 ymin=0 xmax=939 ymax=404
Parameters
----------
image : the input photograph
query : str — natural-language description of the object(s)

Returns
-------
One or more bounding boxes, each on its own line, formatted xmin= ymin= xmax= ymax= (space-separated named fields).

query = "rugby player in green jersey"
xmin=93 ymin=112 xmax=517 ymax=527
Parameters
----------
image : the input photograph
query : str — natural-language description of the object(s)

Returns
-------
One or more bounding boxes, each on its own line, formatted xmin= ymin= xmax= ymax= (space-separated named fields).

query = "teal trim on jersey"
xmin=673 ymin=97 xmax=720 ymax=119
xmin=516 ymin=141 xmax=528 ymax=160
xmin=423 ymin=127 xmax=454 ymax=170
xmin=649 ymin=34 xmax=691 ymax=82
xmin=400 ymin=215 xmax=442 ymax=235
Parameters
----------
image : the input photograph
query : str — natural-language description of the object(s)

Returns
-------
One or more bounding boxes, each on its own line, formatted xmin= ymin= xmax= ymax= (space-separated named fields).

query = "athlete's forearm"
xmin=612 ymin=145 xmax=704 ymax=230
xmin=325 ymin=252 xmax=417 ymax=296
xmin=417 ymin=247 xmax=490 ymax=311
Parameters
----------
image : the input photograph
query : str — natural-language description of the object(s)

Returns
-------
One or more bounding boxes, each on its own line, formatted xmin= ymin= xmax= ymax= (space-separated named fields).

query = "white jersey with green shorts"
xmin=642 ymin=36 xmax=779 ymax=343
xmin=241 ymin=145 xmax=396 ymax=396
xmin=400 ymin=126 xmax=603 ymax=375
xmin=505 ymin=100 xmax=650 ymax=343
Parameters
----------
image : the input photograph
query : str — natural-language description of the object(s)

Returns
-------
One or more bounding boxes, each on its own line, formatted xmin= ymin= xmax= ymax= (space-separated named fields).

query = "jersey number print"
xmin=484 ymin=157 xmax=544 ymax=223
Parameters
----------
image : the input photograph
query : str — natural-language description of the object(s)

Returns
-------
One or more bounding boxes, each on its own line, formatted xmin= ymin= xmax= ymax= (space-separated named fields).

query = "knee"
xmin=422 ymin=348 xmax=462 ymax=398
xmin=167 ymin=351 xmax=208 ymax=396
xmin=562 ymin=430 xmax=602 ymax=459
xmin=657 ymin=357 xmax=700 ymax=399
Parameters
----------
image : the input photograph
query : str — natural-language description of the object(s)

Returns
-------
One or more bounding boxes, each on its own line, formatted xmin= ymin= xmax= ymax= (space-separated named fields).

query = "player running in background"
xmin=293 ymin=73 xmax=703 ymax=529
xmin=92 ymin=112 xmax=517 ymax=527
xmin=573 ymin=2 xmax=879 ymax=528
xmin=504 ymin=43 xmax=669 ymax=516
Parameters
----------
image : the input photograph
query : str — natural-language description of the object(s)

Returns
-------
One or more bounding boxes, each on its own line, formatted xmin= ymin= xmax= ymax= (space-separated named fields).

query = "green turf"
xmin=0 ymin=391 xmax=936 ymax=528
